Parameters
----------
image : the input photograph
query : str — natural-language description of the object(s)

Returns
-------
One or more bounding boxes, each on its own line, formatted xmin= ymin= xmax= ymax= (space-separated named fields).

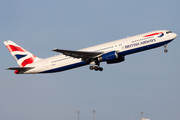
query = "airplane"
xmin=4 ymin=30 xmax=177 ymax=74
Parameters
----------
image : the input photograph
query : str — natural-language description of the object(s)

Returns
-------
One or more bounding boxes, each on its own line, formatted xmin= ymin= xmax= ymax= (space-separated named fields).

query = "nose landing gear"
xmin=164 ymin=44 xmax=168 ymax=53
xmin=164 ymin=49 xmax=168 ymax=53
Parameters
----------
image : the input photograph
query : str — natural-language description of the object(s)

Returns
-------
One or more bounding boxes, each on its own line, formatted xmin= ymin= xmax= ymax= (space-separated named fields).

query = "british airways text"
xmin=125 ymin=39 xmax=156 ymax=49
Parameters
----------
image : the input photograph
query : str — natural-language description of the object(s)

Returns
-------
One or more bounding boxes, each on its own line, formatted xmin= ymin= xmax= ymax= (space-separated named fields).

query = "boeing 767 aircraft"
xmin=4 ymin=30 xmax=177 ymax=74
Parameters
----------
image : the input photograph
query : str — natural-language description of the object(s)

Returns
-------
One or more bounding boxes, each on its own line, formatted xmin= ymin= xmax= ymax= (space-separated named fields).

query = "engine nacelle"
xmin=98 ymin=51 xmax=118 ymax=62
xmin=106 ymin=56 xmax=125 ymax=64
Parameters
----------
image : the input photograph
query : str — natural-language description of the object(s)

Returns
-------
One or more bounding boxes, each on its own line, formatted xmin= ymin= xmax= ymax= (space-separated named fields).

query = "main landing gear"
xmin=89 ymin=66 xmax=103 ymax=71
xmin=89 ymin=61 xmax=103 ymax=71
xmin=164 ymin=44 xmax=168 ymax=53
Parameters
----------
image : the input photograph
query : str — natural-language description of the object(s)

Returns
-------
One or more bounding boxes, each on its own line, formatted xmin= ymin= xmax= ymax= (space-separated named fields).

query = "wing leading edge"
xmin=52 ymin=49 xmax=102 ymax=61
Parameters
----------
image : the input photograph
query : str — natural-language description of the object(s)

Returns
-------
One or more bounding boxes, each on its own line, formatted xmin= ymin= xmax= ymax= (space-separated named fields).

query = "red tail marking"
xmin=6 ymin=45 xmax=26 ymax=52
xmin=21 ymin=55 xmax=36 ymax=67
xmin=14 ymin=70 xmax=20 ymax=74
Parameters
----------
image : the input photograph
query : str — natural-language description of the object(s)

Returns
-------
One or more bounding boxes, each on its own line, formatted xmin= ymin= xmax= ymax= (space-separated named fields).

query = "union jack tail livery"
xmin=4 ymin=40 xmax=42 ymax=73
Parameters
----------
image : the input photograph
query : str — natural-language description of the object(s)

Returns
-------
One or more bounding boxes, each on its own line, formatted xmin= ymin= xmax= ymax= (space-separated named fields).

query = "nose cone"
xmin=173 ymin=33 xmax=177 ymax=39
xmin=169 ymin=33 xmax=177 ymax=40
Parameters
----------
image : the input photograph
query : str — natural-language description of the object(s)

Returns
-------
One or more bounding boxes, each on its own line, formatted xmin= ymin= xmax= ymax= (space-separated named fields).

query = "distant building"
xmin=141 ymin=117 xmax=150 ymax=120
xmin=140 ymin=112 xmax=150 ymax=120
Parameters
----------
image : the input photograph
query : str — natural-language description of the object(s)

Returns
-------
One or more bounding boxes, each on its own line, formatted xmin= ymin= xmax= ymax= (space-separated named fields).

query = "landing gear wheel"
xmin=164 ymin=44 xmax=168 ymax=53
xmin=94 ymin=66 xmax=99 ymax=71
xmin=164 ymin=49 xmax=168 ymax=53
xmin=99 ymin=67 xmax=103 ymax=71
xmin=89 ymin=65 xmax=103 ymax=71
xmin=89 ymin=66 xmax=94 ymax=70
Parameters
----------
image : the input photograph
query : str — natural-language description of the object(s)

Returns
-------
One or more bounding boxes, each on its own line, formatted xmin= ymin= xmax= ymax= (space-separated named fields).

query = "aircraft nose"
xmin=172 ymin=33 xmax=177 ymax=39
xmin=169 ymin=32 xmax=177 ymax=40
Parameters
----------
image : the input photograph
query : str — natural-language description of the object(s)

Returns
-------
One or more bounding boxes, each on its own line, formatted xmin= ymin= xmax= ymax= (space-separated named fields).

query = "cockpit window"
xmin=166 ymin=31 xmax=172 ymax=34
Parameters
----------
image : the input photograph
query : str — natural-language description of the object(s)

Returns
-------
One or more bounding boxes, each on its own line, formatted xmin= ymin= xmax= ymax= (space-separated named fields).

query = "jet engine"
xmin=106 ymin=56 xmax=125 ymax=64
xmin=98 ymin=51 xmax=125 ymax=64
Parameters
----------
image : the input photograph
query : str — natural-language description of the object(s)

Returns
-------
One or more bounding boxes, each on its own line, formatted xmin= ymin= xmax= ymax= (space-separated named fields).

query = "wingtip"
xmin=6 ymin=68 xmax=10 ymax=70
xmin=52 ymin=48 xmax=58 ymax=51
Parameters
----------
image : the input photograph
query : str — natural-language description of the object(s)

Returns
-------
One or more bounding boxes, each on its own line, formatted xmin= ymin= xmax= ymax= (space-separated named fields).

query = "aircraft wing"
xmin=52 ymin=49 xmax=102 ymax=61
xmin=6 ymin=67 xmax=35 ymax=70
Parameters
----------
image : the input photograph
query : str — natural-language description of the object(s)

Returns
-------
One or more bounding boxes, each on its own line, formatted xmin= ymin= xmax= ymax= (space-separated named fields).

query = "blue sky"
xmin=1 ymin=0 xmax=180 ymax=120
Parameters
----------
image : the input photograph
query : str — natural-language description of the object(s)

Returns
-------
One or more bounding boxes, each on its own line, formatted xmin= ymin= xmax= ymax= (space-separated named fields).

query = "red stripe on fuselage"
xmin=143 ymin=32 xmax=163 ymax=37
xmin=21 ymin=55 xmax=36 ymax=67
xmin=6 ymin=45 xmax=26 ymax=52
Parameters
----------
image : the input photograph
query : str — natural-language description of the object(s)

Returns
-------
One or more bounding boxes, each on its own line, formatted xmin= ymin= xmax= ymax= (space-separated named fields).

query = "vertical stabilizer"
xmin=4 ymin=40 xmax=42 ymax=67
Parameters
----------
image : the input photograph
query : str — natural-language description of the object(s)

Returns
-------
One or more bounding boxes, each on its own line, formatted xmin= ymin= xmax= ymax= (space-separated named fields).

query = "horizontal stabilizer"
xmin=6 ymin=67 xmax=35 ymax=71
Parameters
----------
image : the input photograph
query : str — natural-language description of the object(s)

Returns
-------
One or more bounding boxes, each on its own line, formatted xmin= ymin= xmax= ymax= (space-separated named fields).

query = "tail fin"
xmin=4 ymin=40 xmax=42 ymax=67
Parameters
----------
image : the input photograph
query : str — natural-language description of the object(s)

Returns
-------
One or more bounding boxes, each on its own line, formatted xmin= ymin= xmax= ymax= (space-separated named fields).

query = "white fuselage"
xmin=22 ymin=30 xmax=177 ymax=74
